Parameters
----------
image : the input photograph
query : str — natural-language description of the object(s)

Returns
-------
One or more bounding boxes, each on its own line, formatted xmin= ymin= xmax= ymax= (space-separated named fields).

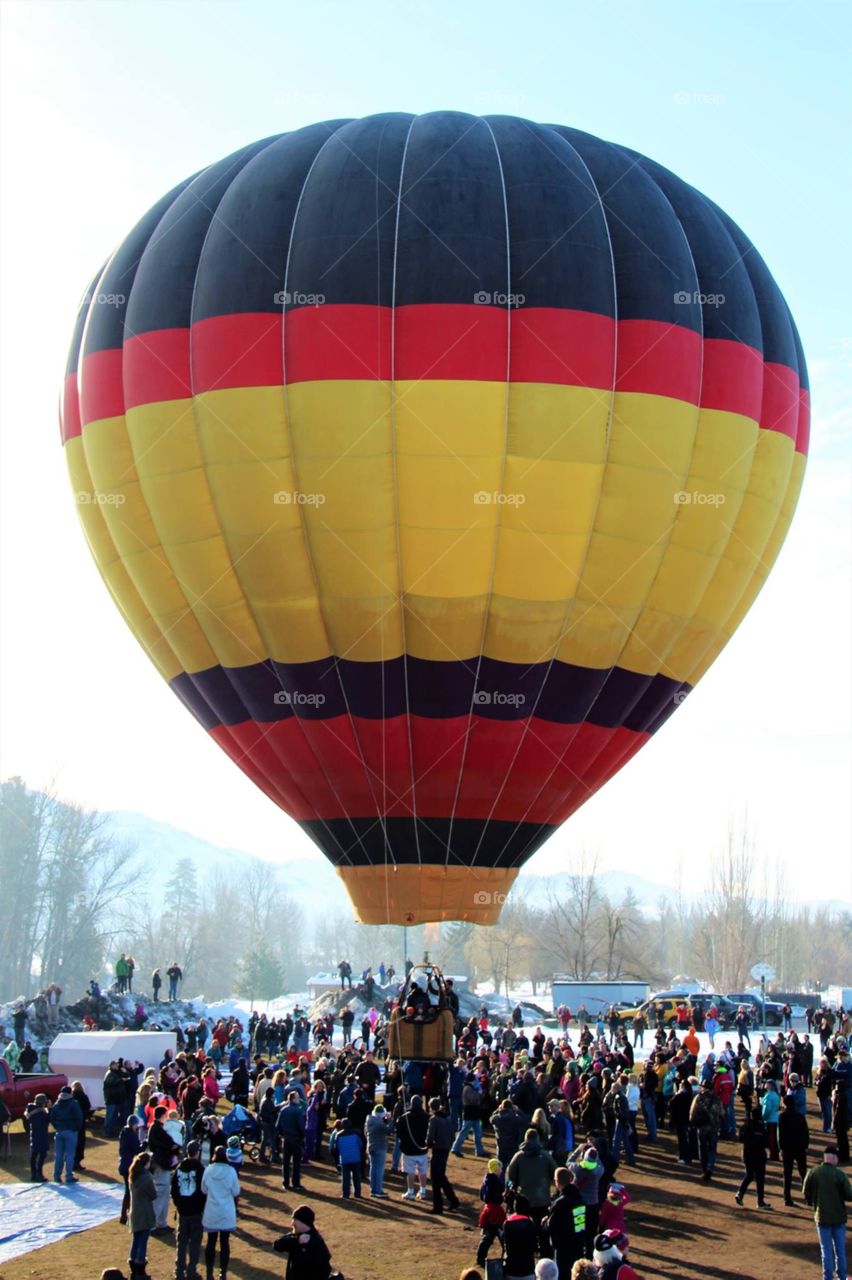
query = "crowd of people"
xmin=3 ymin=969 xmax=851 ymax=1280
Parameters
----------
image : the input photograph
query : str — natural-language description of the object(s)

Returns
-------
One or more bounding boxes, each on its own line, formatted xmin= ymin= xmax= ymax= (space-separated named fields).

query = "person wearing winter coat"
xmin=329 ymin=1118 xmax=363 ymax=1198
xmin=544 ymin=1165 xmax=586 ymax=1276
xmin=364 ymin=1103 xmax=393 ymax=1198
xmin=803 ymin=1144 xmax=852 ymax=1280
xmin=118 ymin=1115 xmax=143 ymax=1224
xmin=171 ymin=1139 xmax=206 ymax=1280
xmin=492 ymin=1099 xmax=526 ymax=1167
xmin=273 ymin=1204 xmax=332 ymax=1280
xmin=451 ymin=1075 xmax=487 ymax=1156
xmin=735 ymin=1106 xmax=771 ymax=1209
xmin=477 ymin=1158 xmax=506 ymax=1268
xmin=689 ymin=1082 xmax=723 ymax=1182
xmin=128 ymin=1151 xmax=157 ymax=1277
xmin=778 ymin=1092 xmax=810 ymax=1206
xmin=146 ymin=1105 xmax=181 ymax=1230
xmin=503 ymin=1194 xmax=538 ymax=1280
xmin=277 ymin=1092 xmax=307 ymax=1191
xmin=23 ymin=1093 xmax=50 ymax=1182
xmin=506 ymin=1129 xmax=557 ymax=1252
xmin=49 ymin=1086 xmax=83 ymax=1183
xmin=426 ymin=1097 xmax=460 ymax=1214
xmin=566 ymin=1143 xmax=605 ymax=1256
xmin=201 ymin=1148 xmax=240 ymax=1279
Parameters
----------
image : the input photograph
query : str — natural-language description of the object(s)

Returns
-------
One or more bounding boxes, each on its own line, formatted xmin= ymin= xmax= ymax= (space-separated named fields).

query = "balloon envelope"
xmin=61 ymin=114 xmax=808 ymax=924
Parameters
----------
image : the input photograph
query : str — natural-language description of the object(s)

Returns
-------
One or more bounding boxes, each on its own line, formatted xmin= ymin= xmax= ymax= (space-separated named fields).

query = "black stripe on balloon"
xmin=170 ymin=656 xmax=687 ymax=735
xmin=300 ymin=816 xmax=554 ymax=869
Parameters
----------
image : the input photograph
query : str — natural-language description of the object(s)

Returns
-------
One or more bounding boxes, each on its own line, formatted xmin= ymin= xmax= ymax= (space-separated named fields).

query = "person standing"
xmin=803 ymin=1145 xmax=851 ymax=1280
xmin=277 ymin=1091 xmax=306 ymax=1192
xmin=690 ymin=1081 xmax=723 ymax=1182
xmin=273 ymin=1205 xmax=332 ymax=1278
xmin=398 ymin=1094 xmax=430 ymax=1201
xmin=426 ymin=1097 xmax=460 ymax=1215
xmin=735 ymin=1106 xmax=771 ymax=1210
xmin=506 ymin=1129 xmax=557 ymax=1252
xmin=49 ymin=1085 xmax=83 ymax=1183
xmin=152 ymin=969 xmax=162 ymax=1003
xmin=147 ymin=1104 xmax=181 ymax=1232
xmin=544 ymin=1165 xmax=586 ymax=1277
xmin=71 ymin=1080 xmax=92 ymax=1170
xmin=23 ymin=1093 xmax=50 ymax=1182
xmin=201 ymin=1148 xmax=239 ymax=1280
xmin=167 ymin=963 xmax=183 ymax=1003
xmin=365 ymin=1103 xmax=393 ymax=1199
xmin=171 ymin=1139 xmax=206 ymax=1280
xmin=778 ymin=1093 xmax=810 ymax=1207
xmin=119 ymin=1116 xmax=143 ymax=1225
xmin=128 ymin=1151 xmax=157 ymax=1279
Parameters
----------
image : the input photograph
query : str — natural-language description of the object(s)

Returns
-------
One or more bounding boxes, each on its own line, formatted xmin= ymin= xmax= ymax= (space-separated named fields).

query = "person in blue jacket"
xmin=329 ymin=1118 xmax=363 ymax=1198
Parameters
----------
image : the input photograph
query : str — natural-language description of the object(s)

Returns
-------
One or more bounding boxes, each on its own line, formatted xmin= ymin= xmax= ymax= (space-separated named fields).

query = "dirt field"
xmin=0 ymin=1107 xmax=830 ymax=1280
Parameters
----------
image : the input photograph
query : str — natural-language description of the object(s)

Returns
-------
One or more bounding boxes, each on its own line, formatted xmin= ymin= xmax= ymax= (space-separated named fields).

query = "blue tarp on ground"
xmin=0 ymin=1179 xmax=124 ymax=1263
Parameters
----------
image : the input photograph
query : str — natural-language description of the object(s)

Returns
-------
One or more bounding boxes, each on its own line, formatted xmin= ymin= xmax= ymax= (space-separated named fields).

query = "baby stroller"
xmin=221 ymin=1103 xmax=262 ymax=1162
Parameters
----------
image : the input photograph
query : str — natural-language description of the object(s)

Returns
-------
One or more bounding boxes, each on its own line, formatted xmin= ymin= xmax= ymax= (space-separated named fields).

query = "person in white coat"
xmin=201 ymin=1147 xmax=239 ymax=1280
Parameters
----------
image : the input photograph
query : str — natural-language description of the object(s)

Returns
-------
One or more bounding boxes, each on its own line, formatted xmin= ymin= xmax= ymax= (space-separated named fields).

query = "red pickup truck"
xmin=0 ymin=1057 xmax=69 ymax=1122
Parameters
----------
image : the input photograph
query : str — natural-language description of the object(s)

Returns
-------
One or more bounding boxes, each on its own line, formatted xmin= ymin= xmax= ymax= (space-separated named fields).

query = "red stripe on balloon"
xmin=73 ymin=308 xmax=809 ymax=456
xmin=211 ymin=712 xmax=647 ymax=826
xmin=61 ymin=373 xmax=82 ymax=442
xmin=79 ymin=347 xmax=125 ymax=426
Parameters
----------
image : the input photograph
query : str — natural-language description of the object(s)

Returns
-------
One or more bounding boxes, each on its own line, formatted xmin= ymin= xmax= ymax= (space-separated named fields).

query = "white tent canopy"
xmin=48 ymin=1031 xmax=177 ymax=1107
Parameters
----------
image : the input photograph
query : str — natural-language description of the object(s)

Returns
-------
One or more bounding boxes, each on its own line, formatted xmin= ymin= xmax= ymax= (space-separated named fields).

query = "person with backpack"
xmin=689 ymin=1081 xmax=723 ymax=1182
xmin=273 ymin=1204 xmax=332 ymax=1279
xmin=171 ymin=1139 xmax=206 ymax=1280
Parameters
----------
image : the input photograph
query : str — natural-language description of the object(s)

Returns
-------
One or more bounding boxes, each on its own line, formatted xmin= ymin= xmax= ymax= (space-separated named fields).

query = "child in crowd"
xmin=476 ymin=1157 xmax=506 ymax=1268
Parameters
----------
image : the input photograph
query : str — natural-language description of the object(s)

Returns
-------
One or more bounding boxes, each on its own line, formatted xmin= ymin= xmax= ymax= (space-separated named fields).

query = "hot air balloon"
xmin=60 ymin=113 xmax=808 ymax=926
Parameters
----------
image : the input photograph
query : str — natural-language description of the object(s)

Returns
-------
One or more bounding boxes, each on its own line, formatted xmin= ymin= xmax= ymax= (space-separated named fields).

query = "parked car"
xmin=616 ymin=992 xmax=738 ymax=1030
xmin=0 ymin=1057 xmax=69 ymax=1122
xmin=727 ymin=992 xmax=785 ymax=1027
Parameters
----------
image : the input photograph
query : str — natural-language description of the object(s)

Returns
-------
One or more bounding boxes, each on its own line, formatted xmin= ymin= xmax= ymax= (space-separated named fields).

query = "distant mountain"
xmin=106 ymin=810 xmax=851 ymax=923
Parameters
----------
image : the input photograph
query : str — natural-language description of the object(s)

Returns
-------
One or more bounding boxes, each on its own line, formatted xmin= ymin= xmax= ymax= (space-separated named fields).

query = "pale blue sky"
xmin=1 ymin=0 xmax=850 ymax=897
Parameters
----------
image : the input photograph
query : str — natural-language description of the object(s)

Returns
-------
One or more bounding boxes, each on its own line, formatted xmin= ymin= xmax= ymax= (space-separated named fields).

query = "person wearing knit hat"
xmin=593 ymin=1229 xmax=640 ymax=1278
xmin=476 ymin=1158 xmax=506 ymax=1268
xmin=273 ymin=1205 xmax=333 ymax=1277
